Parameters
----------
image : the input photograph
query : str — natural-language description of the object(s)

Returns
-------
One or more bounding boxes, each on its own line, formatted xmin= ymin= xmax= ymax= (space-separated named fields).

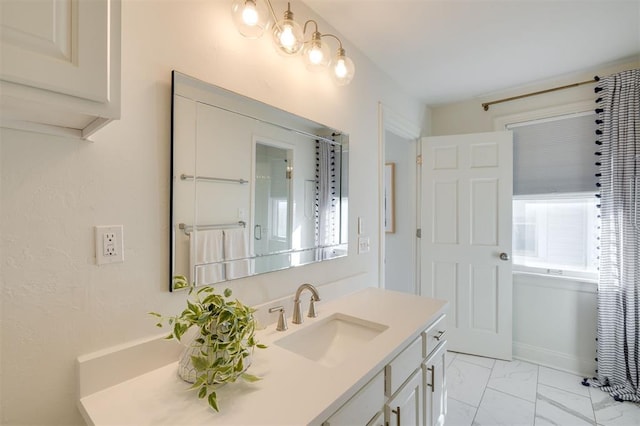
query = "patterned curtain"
xmin=315 ymin=140 xmax=337 ymax=258
xmin=586 ymin=69 xmax=640 ymax=402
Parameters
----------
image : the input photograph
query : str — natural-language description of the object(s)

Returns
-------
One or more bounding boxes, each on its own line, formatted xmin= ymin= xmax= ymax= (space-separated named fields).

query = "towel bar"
xmin=180 ymin=174 xmax=247 ymax=184
xmin=179 ymin=221 xmax=246 ymax=234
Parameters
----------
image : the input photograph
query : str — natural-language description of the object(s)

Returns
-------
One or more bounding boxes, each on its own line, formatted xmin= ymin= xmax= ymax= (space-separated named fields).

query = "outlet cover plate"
xmin=358 ymin=236 xmax=370 ymax=254
xmin=95 ymin=225 xmax=124 ymax=265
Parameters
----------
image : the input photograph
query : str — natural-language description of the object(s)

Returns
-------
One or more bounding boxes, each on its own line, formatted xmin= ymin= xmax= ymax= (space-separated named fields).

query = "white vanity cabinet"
xmin=322 ymin=372 xmax=385 ymax=425
xmin=323 ymin=314 xmax=448 ymax=426
xmin=423 ymin=342 xmax=447 ymax=426
xmin=385 ymin=335 xmax=424 ymax=426
xmin=0 ymin=0 xmax=121 ymax=139
xmin=423 ymin=315 xmax=448 ymax=426
xmin=385 ymin=369 xmax=423 ymax=426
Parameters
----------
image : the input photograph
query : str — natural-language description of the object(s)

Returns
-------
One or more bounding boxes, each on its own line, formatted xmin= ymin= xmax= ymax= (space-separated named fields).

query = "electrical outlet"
xmin=95 ymin=225 xmax=124 ymax=265
xmin=358 ymin=236 xmax=370 ymax=254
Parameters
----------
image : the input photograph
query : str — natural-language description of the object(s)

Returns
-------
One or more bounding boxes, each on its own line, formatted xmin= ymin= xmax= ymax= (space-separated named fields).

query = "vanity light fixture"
xmin=230 ymin=0 xmax=356 ymax=85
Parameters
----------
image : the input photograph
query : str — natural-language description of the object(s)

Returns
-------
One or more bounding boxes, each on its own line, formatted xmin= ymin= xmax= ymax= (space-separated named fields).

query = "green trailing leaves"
xmin=173 ymin=275 xmax=190 ymax=290
xmin=208 ymin=391 xmax=219 ymax=412
xmin=240 ymin=373 xmax=261 ymax=383
xmin=198 ymin=386 xmax=207 ymax=399
xmin=190 ymin=355 xmax=208 ymax=372
xmin=149 ymin=278 xmax=267 ymax=413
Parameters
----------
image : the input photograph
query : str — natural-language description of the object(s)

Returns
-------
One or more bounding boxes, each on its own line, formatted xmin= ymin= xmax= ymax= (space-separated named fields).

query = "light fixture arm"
xmin=320 ymin=33 xmax=344 ymax=50
xmin=302 ymin=19 xmax=323 ymax=47
xmin=263 ymin=0 xmax=282 ymax=31
xmin=303 ymin=19 xmax=319 ymax=35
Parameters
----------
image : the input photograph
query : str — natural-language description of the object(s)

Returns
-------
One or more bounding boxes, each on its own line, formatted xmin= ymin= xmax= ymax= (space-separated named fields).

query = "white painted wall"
xmin=513 ymin=274 xmax=598 ymax=375
xmin=0 ymin=1 xmax=425 ymax=424
xmin=429 ymin=58 xmax=639 ymax=376
xmin=384 ymin=131 xmax=416 ymax=294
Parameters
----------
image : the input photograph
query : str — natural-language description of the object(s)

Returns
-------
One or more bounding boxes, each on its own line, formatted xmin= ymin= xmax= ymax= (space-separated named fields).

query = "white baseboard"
xmin=513 ymin=341 xmax=596 ymax=377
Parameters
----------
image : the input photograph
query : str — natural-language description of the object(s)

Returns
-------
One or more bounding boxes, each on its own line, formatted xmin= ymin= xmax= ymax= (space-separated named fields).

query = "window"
xmin=512 ymin=193 xmax=598 ymax=279
xmin=270 ymin=198 xmax=288 ymax=240
xmin=509 ymin=112 xmax=599 ymax=281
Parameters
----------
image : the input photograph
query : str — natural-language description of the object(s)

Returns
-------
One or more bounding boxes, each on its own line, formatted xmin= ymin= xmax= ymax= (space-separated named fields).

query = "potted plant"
xmin=150 ymin=275 xmax=266 ymax=411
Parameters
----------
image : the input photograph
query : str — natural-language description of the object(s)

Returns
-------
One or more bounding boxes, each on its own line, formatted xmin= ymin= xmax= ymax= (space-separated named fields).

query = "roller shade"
xmin=509 ymin=113 xmax=597 ymax=195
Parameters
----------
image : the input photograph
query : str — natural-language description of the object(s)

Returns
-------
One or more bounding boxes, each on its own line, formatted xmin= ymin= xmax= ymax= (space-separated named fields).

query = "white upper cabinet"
xmin=0 ymin=0 xmax=121 ymax=139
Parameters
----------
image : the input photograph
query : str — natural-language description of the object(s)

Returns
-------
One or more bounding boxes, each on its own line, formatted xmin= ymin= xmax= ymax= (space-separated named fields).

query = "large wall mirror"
xmin=170 ymin=71 xmax=348 ymax=291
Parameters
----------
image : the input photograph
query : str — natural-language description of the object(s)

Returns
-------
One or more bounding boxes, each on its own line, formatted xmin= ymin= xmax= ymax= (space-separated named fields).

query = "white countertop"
xmin=79 ymin=288 xmax=447 ymax=426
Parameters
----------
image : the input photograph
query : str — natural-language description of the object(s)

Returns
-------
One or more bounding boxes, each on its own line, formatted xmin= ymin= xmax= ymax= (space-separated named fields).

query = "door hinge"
xmin=416 ymin=228 xmax=422 ymax=238
xmin=416 ymin=154 xmax=423 ymax=165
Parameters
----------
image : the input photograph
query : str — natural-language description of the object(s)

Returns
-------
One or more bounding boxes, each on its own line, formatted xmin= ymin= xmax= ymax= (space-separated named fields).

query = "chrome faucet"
xmin=292 ymin=283 xmax=321 ymax=324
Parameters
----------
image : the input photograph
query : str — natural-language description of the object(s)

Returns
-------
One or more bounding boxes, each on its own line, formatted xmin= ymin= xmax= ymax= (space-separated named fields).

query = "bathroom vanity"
xmin=78 ymin=288 xmax=448 ymax=425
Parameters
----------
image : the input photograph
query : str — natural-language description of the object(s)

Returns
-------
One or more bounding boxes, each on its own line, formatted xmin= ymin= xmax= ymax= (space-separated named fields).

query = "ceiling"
xmin=302 ymin=0 xmax=640 ymax=106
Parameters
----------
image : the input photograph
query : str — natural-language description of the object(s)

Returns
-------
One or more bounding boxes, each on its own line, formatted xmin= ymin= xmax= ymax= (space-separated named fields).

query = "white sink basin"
xmin=275 ymin=313 xmax=388 ymax=367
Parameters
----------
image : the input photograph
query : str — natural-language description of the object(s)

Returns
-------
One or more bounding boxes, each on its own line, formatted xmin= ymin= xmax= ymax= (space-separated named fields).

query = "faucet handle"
xmin=292 ymin=300 xmax=303 ymax=324
xmin=308 ymin=296 xmax=318 ymax=318
xmin=268 ymin=306 xmax=288 ymax=331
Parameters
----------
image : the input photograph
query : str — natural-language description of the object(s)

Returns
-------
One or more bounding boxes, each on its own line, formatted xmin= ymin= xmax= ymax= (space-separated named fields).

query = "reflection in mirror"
xmin=170 ymin=71 xmax=348 ymax=291
xmin=253 ymin=142 xmax=293 ymax=271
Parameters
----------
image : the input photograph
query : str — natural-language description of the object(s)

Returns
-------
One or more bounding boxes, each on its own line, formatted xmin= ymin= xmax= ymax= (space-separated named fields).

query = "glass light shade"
xmin=272 ymin=15 xmax=303 ymax=55
xmin=303 ymin=38 xmax=330 ymax=71
xmin=231 ymin=0 xmax=269 ymax=39
xmin=331 ymin=50 xmax=355 ymax=86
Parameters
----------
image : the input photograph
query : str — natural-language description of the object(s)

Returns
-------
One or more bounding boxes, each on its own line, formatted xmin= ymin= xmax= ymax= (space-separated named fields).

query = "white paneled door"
xmin=421 ymin=132 xmax=513 ymax=360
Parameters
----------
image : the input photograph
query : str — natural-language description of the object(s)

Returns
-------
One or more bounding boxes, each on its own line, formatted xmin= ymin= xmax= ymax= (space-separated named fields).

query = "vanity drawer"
xmin=385 ymin=336 xmax=422 ymax=397
xmin=423 ymin=314 xmax=447 ymax=358
xmin=322 ymin=371 xmax=384 ymax=426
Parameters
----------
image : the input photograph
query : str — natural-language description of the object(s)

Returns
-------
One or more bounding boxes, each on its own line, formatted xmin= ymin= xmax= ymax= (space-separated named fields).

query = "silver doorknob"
xmin=499 ymin=252 xmax=510 ymax=261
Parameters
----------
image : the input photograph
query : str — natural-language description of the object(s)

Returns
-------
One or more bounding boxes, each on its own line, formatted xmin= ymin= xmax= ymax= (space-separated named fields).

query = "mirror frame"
xmin=170 ymin=71 xmax=348 ymax=291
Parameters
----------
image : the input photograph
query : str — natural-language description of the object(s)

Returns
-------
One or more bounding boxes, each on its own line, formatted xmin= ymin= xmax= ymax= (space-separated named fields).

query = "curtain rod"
xmin=481 ymin=77 xmax=599 ymax=111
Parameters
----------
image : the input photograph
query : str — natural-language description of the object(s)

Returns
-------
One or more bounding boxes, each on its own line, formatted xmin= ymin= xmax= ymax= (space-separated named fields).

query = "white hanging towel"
xmin=223 ymin=228 xmax=252 ymax=279
xmin=190 ymin=229 xmax=225 ymax=285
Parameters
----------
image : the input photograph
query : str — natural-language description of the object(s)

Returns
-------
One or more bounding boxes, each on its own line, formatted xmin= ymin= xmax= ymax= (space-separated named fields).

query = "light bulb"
xmin=231 ymin=0 xmax=268 ymax=39
xmin=334 ymin=58 xmax=347 ymax=78
xmin=331 ymin=48 xmax=355 ymax=86
xmin=308 ymin=44 xmax=324 ymax=64
xmin=271 ymin=3 xmax=303 ymax=55
xmin=302 ymin=31 xmax=329 ymax=71
xmin=279 ymin=24 xmax=296 ymax=49
xmin=241 ymin=2 xmax=258 ymax=26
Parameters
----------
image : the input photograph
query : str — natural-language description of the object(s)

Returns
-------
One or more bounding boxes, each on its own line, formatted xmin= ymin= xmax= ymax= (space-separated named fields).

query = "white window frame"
xmin=495 ymin=101 xmax=600 ymax=284
xmin=512 ymin=192 xmax=598 ymax=282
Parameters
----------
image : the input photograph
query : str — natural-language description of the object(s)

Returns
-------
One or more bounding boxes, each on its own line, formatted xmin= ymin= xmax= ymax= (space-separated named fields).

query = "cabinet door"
xmin=423 ymin=342 xmax=447 ymax=426
xmin=366 ymin=411 xmax=384 ymax=426
xmin=385 ymin=336 xmax=422 ymax=397
xmin=322 ymin=372 xmax=384 ymax=426
xmin=1 ymin=0 xmax=111 ymax=102
xmin=0 ymin=0 xmax=120 ymax=138
xmin=386 ymin=370 xmax=423 ymax=426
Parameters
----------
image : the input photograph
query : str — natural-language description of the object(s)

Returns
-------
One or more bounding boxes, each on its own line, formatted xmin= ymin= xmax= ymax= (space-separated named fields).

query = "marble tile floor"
xmin=446 ymin=351 xmax=640 ymax=426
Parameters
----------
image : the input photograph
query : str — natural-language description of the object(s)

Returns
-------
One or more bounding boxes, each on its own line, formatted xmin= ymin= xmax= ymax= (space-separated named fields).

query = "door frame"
xmin=250 ymin=136 xmax=295 ymax=258
xmin=378 ymin=103 xmax=421 ymax=292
